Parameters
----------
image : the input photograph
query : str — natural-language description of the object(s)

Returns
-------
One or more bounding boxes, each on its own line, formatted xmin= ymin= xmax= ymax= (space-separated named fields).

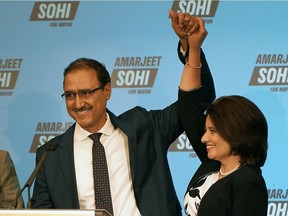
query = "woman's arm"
xmin=176 ymin=16 xmax=210 ymax=162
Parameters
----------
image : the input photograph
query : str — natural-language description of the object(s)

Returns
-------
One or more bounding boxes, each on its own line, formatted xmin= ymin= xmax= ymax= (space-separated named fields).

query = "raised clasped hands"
xmin=169 ymin=10 xmax=207 ymax=51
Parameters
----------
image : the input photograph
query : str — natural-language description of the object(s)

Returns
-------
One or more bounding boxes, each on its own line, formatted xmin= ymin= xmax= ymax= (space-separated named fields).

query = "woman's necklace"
xmin=219 ymin=164 xmax=241 ymax=176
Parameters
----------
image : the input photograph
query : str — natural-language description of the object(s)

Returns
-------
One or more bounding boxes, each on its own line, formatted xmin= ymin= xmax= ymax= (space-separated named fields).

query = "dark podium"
xmin=0 ymin=209 xmax=112 ymax=216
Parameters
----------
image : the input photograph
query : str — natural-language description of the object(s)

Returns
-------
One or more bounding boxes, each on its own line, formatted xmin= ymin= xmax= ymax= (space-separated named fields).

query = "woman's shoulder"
xmin=236 ymin=164 xmax=263 ymax=176
xmin=232 ymin=164 xmax=266 ymax=186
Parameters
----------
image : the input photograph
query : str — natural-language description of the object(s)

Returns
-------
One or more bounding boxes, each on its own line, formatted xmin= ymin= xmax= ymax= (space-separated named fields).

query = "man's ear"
xmin=105 ymin=82 xmax=112 ymax=100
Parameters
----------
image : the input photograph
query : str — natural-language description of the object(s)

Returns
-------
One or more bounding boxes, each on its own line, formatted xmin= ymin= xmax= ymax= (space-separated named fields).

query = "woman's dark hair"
xmin=206 ymin=95 xmax=268 ymax=167
xmin=63 ymin=57 xmax=111 ymax=87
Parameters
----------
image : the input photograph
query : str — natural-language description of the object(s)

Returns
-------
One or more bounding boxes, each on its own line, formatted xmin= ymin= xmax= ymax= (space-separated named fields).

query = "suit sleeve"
xmin=177 ymin=41 xmax=216 ymax=106
xmin=0 ymin=151 xmax=24 ymax=209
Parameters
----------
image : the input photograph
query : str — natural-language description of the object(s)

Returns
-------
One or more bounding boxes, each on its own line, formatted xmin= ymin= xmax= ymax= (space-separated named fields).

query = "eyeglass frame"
xmin=61 ymin=85 xmax=104 ymax=100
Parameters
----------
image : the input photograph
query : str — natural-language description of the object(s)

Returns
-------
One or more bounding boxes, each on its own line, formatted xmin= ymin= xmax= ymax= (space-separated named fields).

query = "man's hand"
xmin=169 ymin=10 xmax=200 ymax=50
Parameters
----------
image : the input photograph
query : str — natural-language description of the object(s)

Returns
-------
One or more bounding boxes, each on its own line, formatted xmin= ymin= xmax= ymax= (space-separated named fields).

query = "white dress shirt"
xmin=74 ymin=113 xmax=141 ymax=216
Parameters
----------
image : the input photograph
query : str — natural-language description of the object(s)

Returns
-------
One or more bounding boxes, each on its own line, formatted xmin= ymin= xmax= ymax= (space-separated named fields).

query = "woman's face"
xmin=201 ymin=115 xmax=238 ymax=164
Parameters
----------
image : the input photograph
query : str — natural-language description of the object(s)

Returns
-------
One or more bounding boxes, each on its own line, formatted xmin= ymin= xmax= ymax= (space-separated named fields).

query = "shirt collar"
xmin=74 ymin=113 xmax=114 ymax=142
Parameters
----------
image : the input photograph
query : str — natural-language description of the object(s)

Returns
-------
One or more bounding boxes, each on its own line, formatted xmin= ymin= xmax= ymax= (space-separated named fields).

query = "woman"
xmin=176 ymin=14 xmax=268 ymax=215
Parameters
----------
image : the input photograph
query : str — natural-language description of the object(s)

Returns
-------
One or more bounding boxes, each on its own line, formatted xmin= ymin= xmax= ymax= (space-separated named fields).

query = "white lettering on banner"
xmin=0 ymin=72 xmax=11 ymax=88
xmin=30 ymin=122 xmax=74 ymax=152
xmin=39 ymin=135 xmax=56 ymax=145
xmin=177 ymin=133 xmax=193 ymax=150
xmin=111 ymin=56 xmax=160 ymax=90
xmin=171 ymin=0 xmax=219 ymax=20
xmin=30 ymin=134 xmax=59 ymax=152
xmin=268 ymin=202 xmax=288 ymax=216
xmin=258 ymin=67 xmax=288 ymax=84
xmin=38 ymin=3 xmax=71 ymax=19
xmin=116 ymin=70 xmax=150 ymax=86
xmin=169 ymin=132 xmax=196 ymax=152
xmin=0 ymin=59 xmax=21 ymax=92
xmin=0 ymin=71 xmax=19 ymax=90
xmin=249 ymin=66 xmax=288 ymax=86
xmin=250 ymin=54 xmax=288 ymax=87
xmin=30 ymin=1 xmax=79 ymax=23
xmin=178 ymin=0 xmax=212 ymax=15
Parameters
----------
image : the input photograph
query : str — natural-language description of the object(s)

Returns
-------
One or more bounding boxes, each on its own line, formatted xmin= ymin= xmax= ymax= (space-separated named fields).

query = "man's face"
xmin=63 ymin=68 xmax=111 ymax=133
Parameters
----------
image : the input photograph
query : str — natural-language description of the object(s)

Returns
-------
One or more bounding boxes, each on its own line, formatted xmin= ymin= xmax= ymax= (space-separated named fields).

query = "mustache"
xmin=73 ymin=106 xmax=92 ymax=113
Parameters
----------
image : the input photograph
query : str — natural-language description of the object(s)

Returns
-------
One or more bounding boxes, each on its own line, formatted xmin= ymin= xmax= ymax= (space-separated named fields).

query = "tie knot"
xmin=89 ymin=133 xmax=102 ymax=143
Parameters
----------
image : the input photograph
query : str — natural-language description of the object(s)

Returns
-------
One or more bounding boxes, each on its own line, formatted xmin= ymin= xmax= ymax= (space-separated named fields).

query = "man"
xmin=0 ymin=150 xmax=24 ymax=209
xmin=31 ymin=12 xmax=215 ymax=216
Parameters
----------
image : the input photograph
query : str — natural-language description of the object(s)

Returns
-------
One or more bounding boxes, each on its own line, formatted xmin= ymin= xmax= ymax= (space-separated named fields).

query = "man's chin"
xmin=76 ymin=118 xmax=92 ymax=128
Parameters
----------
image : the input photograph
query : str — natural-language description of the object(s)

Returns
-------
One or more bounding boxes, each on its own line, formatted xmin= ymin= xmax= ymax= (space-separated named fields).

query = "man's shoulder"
xmin=108 ymin=106 xmax=148 ymax=120
xmin=0 ymin=150 xmax=8 ymax=156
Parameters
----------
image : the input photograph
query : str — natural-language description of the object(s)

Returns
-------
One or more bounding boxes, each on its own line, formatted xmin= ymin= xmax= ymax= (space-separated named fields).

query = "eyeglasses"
xmin=61 ymin=85 xmax=104 ymax=100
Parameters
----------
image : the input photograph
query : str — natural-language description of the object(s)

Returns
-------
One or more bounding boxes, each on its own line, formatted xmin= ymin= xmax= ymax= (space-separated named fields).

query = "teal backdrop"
xmin=1 ymin=1 xmax=288 ymax=215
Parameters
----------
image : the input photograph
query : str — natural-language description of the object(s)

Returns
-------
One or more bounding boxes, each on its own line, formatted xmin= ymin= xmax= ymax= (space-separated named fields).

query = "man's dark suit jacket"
xmin=0 ymin=150 xmax=24 ymax=209
xmin=31 ymin=46 xmax=215 ymax=216
xmin=32 ymin=104 xmax=183 ymax=215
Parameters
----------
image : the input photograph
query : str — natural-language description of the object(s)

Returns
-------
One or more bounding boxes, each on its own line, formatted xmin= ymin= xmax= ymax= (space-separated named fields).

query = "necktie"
xmin=89 ymin=133 xmax=113 ymax=215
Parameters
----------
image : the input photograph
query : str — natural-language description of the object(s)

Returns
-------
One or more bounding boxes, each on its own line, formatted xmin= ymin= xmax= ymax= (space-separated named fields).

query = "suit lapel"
xmin=57 ymin=124 xmax=80 ymax=208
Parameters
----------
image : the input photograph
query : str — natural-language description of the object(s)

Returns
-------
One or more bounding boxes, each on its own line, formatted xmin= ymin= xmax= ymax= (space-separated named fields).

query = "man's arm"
xmin=0 ymin=151 xmax=24 ymax=209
